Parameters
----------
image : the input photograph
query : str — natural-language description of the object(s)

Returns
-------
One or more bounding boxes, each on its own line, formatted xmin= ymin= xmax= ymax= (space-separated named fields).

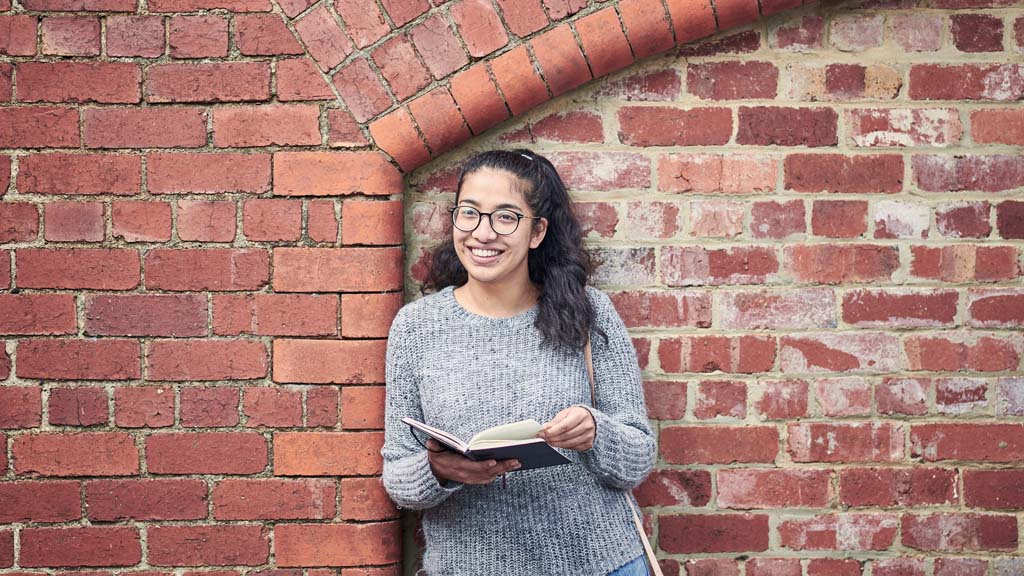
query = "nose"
xmin=472 ymin=213 xmax=498 ymax=241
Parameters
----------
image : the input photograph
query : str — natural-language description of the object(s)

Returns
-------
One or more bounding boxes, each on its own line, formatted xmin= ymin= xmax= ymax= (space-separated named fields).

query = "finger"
xmin=539 ymin=411 xmax=569 ymax=437
xmin=548 ymin=426 xmax=591 ymax=444
xmin=544 ymin=411 xmax=586 ymax=438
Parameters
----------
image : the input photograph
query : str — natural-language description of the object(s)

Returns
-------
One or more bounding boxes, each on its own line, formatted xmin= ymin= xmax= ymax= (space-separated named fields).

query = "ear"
xmin=529 ymin=217 xmax=548 ymax=249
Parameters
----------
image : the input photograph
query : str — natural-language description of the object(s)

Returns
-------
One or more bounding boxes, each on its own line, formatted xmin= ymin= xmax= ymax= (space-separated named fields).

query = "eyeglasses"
xmin=449 ymin=205 xmax=540 ymax=235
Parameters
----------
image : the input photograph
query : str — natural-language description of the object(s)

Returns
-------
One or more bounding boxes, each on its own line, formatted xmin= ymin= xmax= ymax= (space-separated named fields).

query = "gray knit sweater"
xmin=382 ymin=286 xmax=656 ymax=576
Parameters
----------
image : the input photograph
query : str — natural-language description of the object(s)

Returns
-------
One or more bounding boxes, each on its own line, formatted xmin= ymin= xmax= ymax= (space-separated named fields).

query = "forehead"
xmin=458 ymin=168 xmax=529 ymax=208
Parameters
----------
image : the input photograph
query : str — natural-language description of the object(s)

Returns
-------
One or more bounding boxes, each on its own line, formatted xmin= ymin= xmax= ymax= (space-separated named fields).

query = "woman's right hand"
xmin=426 ymin=439 xmax=521 ymax=485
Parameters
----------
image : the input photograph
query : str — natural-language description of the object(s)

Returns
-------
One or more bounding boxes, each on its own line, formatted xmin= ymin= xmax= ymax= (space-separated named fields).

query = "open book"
xmin=402 ymin=417 xmax=571 ymax=471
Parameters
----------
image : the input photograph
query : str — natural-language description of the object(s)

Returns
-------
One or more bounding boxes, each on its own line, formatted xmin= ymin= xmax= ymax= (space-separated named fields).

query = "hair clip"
xmin=520 ymin=153 xmax=533 ymax=161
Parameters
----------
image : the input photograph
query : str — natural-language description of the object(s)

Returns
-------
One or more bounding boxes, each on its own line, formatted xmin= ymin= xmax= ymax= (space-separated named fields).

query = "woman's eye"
xmin=495 ymin=212 xmax=518 ymax=223
xmin=457 ymin=207 xmax=478 ymax=218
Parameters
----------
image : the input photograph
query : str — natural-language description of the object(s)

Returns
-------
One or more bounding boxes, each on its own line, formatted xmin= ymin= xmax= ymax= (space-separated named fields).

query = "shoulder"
xmin=388 ymin=288 xmax=451 ymax=336
xmin=584 ymin=285 xmax=617 ymax=317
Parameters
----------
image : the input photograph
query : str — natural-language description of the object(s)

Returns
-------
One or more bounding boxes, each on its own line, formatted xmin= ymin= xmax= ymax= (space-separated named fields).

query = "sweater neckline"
xmin=441 ymin=285 xmax=539 ymax=326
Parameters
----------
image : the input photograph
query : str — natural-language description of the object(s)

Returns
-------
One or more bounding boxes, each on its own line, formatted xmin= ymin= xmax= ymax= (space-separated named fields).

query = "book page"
xmin=468 ymin=419 xmax=543 ymax=448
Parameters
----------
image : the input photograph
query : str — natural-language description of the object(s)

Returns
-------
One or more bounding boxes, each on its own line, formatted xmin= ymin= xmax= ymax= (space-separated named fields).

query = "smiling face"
xmin=453 ymin=168 xmax=547 ymax=290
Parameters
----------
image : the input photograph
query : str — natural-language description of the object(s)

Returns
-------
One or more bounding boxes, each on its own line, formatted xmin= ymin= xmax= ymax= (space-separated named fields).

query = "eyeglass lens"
xmin=452 ymin=206 xmax=521 ymax=235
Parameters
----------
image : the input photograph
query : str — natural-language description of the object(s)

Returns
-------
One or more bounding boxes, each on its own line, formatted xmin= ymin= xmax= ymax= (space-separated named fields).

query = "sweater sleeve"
xmin=577 ymin=289 xmax=657 ymax=491
xmin=380 ymin=307 xmax=464 ymax=510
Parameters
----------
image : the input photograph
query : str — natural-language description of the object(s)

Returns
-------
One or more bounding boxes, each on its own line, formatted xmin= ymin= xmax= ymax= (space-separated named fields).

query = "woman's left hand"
xmin=539 ymin=406 xmax=596 ymax=451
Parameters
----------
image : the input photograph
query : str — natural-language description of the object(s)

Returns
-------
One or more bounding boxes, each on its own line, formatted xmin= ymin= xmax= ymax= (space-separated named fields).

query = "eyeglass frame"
xmin=448 ymin=204 xmax=543 ymax=236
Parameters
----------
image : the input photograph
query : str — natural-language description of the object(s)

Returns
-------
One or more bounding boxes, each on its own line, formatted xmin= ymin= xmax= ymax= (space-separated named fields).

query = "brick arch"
xmin=275 ymin=0 xmax=810 ymax=171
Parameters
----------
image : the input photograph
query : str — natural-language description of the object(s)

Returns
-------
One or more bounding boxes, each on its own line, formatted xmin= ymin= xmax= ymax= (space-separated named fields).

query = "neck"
xmin=455 ymin=276 xmax=539 ymax=318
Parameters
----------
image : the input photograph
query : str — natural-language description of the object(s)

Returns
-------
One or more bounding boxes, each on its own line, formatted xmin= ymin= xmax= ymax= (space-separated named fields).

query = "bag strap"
xmin=584 ymin=338 xmax=664 ymax=576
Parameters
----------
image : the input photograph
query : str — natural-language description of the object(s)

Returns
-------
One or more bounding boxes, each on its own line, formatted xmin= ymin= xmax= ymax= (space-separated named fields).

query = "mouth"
xmin=467 ymin=246 xmax=504 ymax=264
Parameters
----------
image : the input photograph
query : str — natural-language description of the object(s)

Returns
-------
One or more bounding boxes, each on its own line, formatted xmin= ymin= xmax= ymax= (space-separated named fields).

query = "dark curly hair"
xmin=425 ymin=148 xmax=601 ymax=351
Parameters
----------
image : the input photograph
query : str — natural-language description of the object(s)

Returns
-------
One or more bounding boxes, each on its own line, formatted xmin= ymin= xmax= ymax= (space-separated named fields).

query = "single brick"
xmin=17 ymin=248 xmax=140 ymax=290
xmin=410 ymin=14 xmax=469 ymax=79
xmin=115 ymin=386 xmax=174 ymax=428
xmin=112 ymin=201 xmax=172 ymax=242
xmin=146 ymin=62 xmax=270 ymax=103
xmin=242 ymin=198 xmax=302 ymax=241
xmin=951 ymin=14 xmax=1004 ymax=53
xmin=688 ymin=61 xmax=778 ymax=100
xmin=106 ymin=15 xmax=165 ymax=58
xmin=85 ymin=294 xmax=207 ymax=337
xmin=84 ymin=107 xmax=207 ymax=149
xmin=737 ymin=106 xmax=838 ymax=147
xmin=176 ymin=200 xmax=236 ymax=242
xmin=145 ymin=248 xmax=269 ymax=291
xmin=234 ymin=14 xmax=303 ymax=56
xmin=372 ymin=35 xmax=431 ymax=101
xmin=44 ymin=201 xmax=105 ymax=242
xmin=168 ymin=15 xmax=227 ymax=58
xmin=148 ymin=152 xmax=271 ymax=194
xmin=334 ymin=0 xmax=388 ymax=48
xmin=618 ymin=106 xmax=731 ymax=146
xmin=780 ymin=332 xmax=900 ymax=373
xmin=452 ymin=0 xmax=509 ymax=58
xmin=293 ymin=5 xmax=351 ymax=70
xmin=17 ymin=153 xmax=141 ymax=195
xmin=332 ymin=58 xmax=392 ymax=123
xmin=17 ymin=62 xmax=141 ymax=103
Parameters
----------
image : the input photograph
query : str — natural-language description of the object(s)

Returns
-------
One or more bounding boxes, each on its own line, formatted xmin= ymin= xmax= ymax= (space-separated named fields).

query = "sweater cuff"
xmin=388 ymin=450 xmax=464 ymax=509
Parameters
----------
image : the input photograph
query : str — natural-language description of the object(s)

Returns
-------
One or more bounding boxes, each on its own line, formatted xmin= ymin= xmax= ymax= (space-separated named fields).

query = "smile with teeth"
xmin=470 ymin=248 xmax=502 ymax=258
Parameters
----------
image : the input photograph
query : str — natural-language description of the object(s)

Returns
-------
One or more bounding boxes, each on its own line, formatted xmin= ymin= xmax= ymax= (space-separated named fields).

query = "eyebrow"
xmin=458 ymin=198 xmax=525 ymax=212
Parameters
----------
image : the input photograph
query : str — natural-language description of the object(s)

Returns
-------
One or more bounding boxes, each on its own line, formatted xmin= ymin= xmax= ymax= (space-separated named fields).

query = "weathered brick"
xmin=785 ymin=154 xmax=903 ymax=193
xmin=952 ymin=14 xmax=1004 ymax=53
xmin=307 ymin=387 xmax=339 ymax=427
xmin=972 ymin=109 xmax=1024 ymax=145
xmin=214 ymin=294 xmax=337 ymax=337
xmin=274 ymin=522 xmax=400 ymax=567
xmin=0 ymin=294 xmax=76 ymax=335
xmin=44 ymin=201 xmax=104 ymax=242
xmin=936 ymin=377 xmax=989 ymax=415
xmin=789 ymin=422 xmax=904 ymax=462
xmin=969 ymin=289 xmax=1024 ymax=328
xmin=373 ymin=35 xmax=431 ymax=103
xmin=17 ymin=62 xmax=140 ymax=103
xmin=890 ymin=14 xmax=943 ymax=52
xmin=168 ymin=15 xmax=227 ymax=58
xmin=905 ymin=333 xmax=1021 ymax=372
xmin=214 ymin=479 xmax=334 ymax=520
xmin=718 ymin=469 xmax=831 ymax=509
xmin=241 ymin=199 xmax=302 ymax=242
xmin=339 ymin=477 xmax=398 ymax=521
xmin=619 ymin=0 xmax=674 ymax=59
xmin=658 ymin=153 xmax=776 ymax=193
xmin=145 ymin=249 xmax=269 ymax=291
xmin=181 ymin=387 xmax=239 ymax=427
xmin=114 ymin=386 xmax=174 ymax=428
xmin=148 ymin=152 xmax=270 ymax=194
xmin=755 ymin=379 xmax=808 ymax=420
xmin=738 ymin=106 xmax=837 ymax=146
xmin=276 ymin=58 xmax=334 ymax=101
xmin=211 ymin=104 xmax=319 ymax=148
xmin=770 ymin=15 xmax=823 ymax=51
xmin=106 ymin=15 xmax=165 ymax=58
xmin=333 ymin=58 xmax=391 ymax=124
xmin=273 ymin=247 xmax=401 ymax=292
xmin=840 ymin=467 xmax=956 ymax=507
xmin=273 ymin=431 xmax=383 ymax=475
xmin=235 ymin=14 xmax=303 ymax=56
xmin=531 ymin=24 xmax=591 ymax=97
xmin=667 ymin=245 xmax=780 ymax=286
xmin=694 ymin=380 xmax=745 ymax=420
xmin=0 ymin=203 xmax=39 ymax=242
xmin=48 ymin=386 xmax=108 ymax=426
xmin=779 ymin=514 xmax=898 ymax=551
xmin=964 ymin=470 xmax=1024 ymax=509
xmin=0 ymin=107 xmax=79 ymax=148
xmin=911 ymin=423 xmax=1024 ymax=462
xmin=934 ymin=559 xmax=988 ymax=576
xmin=830 ymin=14 xmax=883 ymax=52
xmin=575 ymin=8 xmax=634 ymax=79
xmin=910 ymin=64 xmax=1024 ymax=101
xmin=243 ymin=387 xmax=302 ymax=428
xmin=634 ymin=469 xmax=711 ymax=507
xmin=148 ymin=340 xmax=267 ymax=381
xmin=688 ymin=61 xmax=778 ymax=100
xmin=148 ymin=525 xmax=270 ymax=566
xmin=786 ymin=245 xmax=899 ymax=284
xmin=86 ymin=294 xmax=205 ymax=338
xmin=86 ymin=479 xmax=208 ymax=521
xmin=334 ymin=0 xmax=388 ymax=47
xmin=409 ymin=14 xmax=468 ymax=80
xmin=490 ymin=45 xmax=549 ymax=116
xmin=13 ymin=432 xmax=139 ymax=476
xmin=847 ymin=108 xmax=962 ymax=147
xmin=911 ymin=245 xmax=1019 ymax=282
xmin=810 ymin=200 xmax=867 ymax=238
xmin=751 ymin=200 xmax=805 ymax=239
xmin=17 ymin=249 xmax=139 ymax=290
xmin=609 ymin=290 xmax=711 ymax=329
xmin=661 ymin=426 xmax=778 ymax=464
xmin=274 ymin=151 xmax=402 ymax=196
xmin=880 ymin=200 xmax=935 ymax=239
xmin=903 ymin=513 xmax=1017 ymax=551
xmin=719 ymin=289 xmax=834 ymax=330
xmin=877 ymin=377 xmax=930 ymax=416
xmin=20 ymin=527 xmax=141 ymax=567
xmin=148 ymin=0 xmax=271 ymax=11
xmin=660 ymin=514 xmax=769 ymax=553
xmin=780 ymin=333 xmax=899 ymax=373
xmin=914 ymin=155 xmax=1024 ymax=193
xmin=680 ymin=30 xmax=760 ymax=57
xmin=341 ymin=293 xmax=402 ymax=338
xmin=0 ymin=386 xmax=42 ymax=428
xmin=327 ymin=109 xmax=368 ymax=148
xmin=0 ymin=481 xmax=81 ymax=522
xmin=273 ymin=339 xmax=386 ymax=384
xmin=340 ymin=386 xmax=385 ymax=429
xmin=147 ymin=63 xmax=270 ymax=103
xmin=18 ymin=153 xmax=141 ymax=195
xmin=624 ymin=200 xmax=684 ymax=239
xmin=409 ymin=88 xmax=470 ymax=158
xmin=450 ymin=64 xmax=509 ymax=135
xmin=176 ymin=200 xmax=235 ymax=242
xmin=843 ymin=289 xmax=959 ymax=328
xmin=0 ymin=15 xmax=38 ymax=56
xmin=618 ymin=106 xmax=731 ymax=146
xmin=146 ymin=432 xmax=267 ymax=474
xmin=111 ymin=201 xmax=171 ymax=243
xmin=936 ymin=201 xmax=992 ymax=238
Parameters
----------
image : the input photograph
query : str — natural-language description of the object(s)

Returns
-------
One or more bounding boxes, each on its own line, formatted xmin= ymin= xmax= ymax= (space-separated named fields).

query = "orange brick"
xmin=341 ymin=292 xmax=402 ymax=338
xmin=273 ymin=339 xmax=387 ymax=384
xmin=273 ymin=151 xmax=402 ymax=196
xmin=148 ymin=152 xmax=271 ymax=194
xmin=574 ymin=8 xmax=633 ymax=79
xmin=341 ymin=200 xmax=403 ymax=245
xmin=531 ymin=24 xmax=591 ymax=97
xmin=340 ymin=477 xmax=398 ymax=521
xmin=450 ymin=64 xmax=509 ymax=135
xmin=666 ymin=0 xmax=717 ymax=43
xmin=242 ymin=198 xmax=301 ymax=241
xmin=715 ymin=0 xmax=759 ymax=29
xmin=272 ymin=247 xmax=403 ymax=292
xmin=368 ymin=109 xmax=430 ymax=172
xmin=341 ymin=386 xmax=385 ymax=430
xmin=619 ymin=0 xmax=675 ymax=59
xmin=408 ymin=88 xmax=470 ymax=158
xmin=274 ymin=522 xmax=400 ymax=567
xmin=308 ymin=200 xmax=338 ymax=243
xmin=272 ymin=431 xmax=384 ymax=475
xmin=489 ymin=45 xmax=548 ymax=116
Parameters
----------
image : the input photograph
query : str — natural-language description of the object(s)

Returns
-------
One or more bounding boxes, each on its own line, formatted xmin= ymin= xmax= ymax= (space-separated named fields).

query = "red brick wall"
xmin=1 ymin=0 xmax=1022 ymax=575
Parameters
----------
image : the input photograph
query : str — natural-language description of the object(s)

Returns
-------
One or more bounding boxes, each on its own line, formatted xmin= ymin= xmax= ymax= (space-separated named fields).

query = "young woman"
xmin=382 ymin=149 xmax=656 ymax=576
